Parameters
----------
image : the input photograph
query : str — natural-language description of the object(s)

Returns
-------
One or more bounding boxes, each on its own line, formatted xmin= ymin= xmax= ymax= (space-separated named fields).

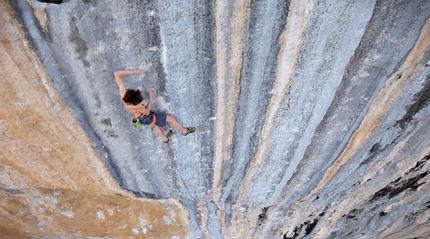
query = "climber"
xmin=114 ymin=69 xmax=195 ymax=143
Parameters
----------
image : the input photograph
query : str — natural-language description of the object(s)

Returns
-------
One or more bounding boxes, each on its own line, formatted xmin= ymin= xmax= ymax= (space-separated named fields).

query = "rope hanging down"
xmin=165 ymin=143 xmax=199 ymax=203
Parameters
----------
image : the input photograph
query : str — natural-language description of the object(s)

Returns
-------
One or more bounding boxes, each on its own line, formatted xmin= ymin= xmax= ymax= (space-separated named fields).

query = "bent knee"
xmin=166 ymin=114 xmax=174 ymax=122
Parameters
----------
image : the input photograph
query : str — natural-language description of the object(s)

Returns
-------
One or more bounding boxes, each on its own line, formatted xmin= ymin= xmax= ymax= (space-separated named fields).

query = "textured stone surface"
xmin=0 ymin=2 xmax=189 ymax=238
xmin=2 ymin=0 xmax=430 ymax=238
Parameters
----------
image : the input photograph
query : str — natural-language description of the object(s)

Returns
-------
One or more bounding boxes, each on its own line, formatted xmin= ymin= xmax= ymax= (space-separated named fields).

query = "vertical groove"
xmin=237 ymin=0 xmax=312 ymax=206
xmin=314 ymin=17 xmax=430 ymax=192
xmin=211 ymin=0 xmax=251 ymax=203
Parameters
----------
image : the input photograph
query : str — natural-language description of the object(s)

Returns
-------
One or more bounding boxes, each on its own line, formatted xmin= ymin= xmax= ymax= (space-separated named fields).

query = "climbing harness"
xmin=131 ymin=113 xmax=157 ymax=128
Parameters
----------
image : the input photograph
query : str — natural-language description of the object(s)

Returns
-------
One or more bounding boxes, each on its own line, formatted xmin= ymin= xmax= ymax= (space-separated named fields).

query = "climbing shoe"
xmin=163 ymin=129 xmax=173 ymax=143
xmin=183 ymin=127 xmax=195 ymax=136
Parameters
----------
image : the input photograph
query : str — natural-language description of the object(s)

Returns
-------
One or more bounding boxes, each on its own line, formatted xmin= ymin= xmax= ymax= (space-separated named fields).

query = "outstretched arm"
xmin=114 ymin=69 xmax=145 ymax=97
xmin=146 ymin=90 xmax=156 ymax=112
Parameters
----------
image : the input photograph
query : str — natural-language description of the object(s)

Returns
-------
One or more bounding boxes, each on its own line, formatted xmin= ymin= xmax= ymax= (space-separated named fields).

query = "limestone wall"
xmin=2 ymin=0 xmax=430 ymax=238
xmin=0 ymin=1 xmax=189 ymax=238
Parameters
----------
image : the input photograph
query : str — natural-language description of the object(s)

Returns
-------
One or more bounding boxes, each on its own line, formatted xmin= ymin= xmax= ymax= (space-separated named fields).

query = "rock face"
xmin=2 ymin=0 xmax=430 ymax=238
xmin=0 ymin=2 xmax=189 ymax=238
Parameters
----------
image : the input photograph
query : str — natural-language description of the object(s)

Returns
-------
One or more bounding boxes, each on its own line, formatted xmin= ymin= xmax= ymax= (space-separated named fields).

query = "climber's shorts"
xmin=138 ymin=112 xmax=167 ymax=127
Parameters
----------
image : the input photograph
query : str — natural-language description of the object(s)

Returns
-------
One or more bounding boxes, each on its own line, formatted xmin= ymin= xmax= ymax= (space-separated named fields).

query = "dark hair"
xmin=122 ymin=89 xmax=143 ymax=105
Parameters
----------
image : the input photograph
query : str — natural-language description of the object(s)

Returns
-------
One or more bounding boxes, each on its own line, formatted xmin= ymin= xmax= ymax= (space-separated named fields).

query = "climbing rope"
xmin=165 ymin=143 xmax=199 ymax=203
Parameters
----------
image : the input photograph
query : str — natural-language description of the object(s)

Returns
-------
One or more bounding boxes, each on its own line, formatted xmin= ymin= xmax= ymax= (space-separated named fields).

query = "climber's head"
xmin=122 ymin=88 xmax=143 ymax=105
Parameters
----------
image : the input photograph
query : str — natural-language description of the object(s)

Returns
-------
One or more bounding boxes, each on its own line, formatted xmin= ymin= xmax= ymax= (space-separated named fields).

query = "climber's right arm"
xmin=114 ymin=69 xmax=144 ymax=97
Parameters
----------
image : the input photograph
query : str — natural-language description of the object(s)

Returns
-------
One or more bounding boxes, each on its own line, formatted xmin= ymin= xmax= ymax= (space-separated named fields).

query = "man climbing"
xmin=114 ymin=69 xmax=195 ymax=143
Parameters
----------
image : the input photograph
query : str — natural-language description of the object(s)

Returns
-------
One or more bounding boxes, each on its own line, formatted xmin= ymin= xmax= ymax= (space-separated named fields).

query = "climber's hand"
xmin=149 ymin=90 xmax=156 ymax=99
xmin=135 ymin=69 xmax=144 ymax=75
